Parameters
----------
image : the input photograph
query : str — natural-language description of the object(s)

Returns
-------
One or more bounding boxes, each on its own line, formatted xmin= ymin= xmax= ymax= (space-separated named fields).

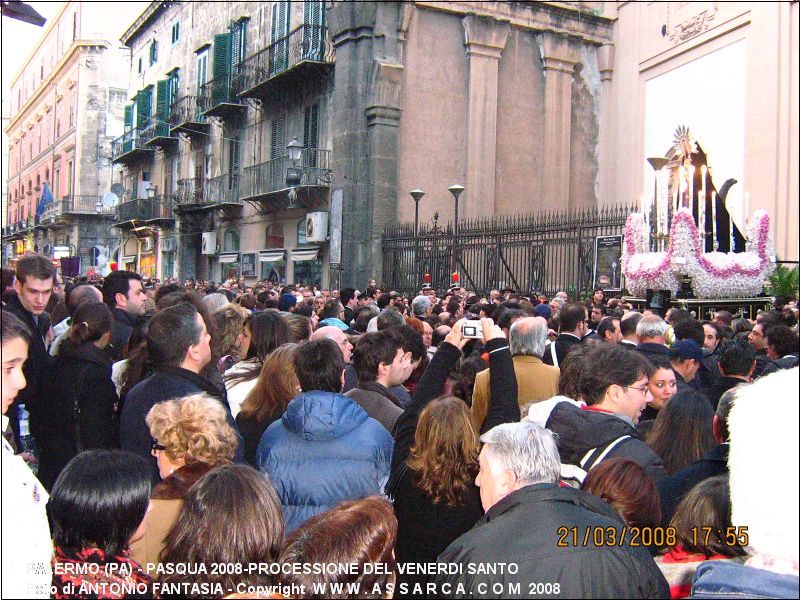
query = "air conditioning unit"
xmin=138 ymin=181 xmax=156 ymax=199
xmin=201 ymin=232 xmax=217 ymax=255
xmin=305 ymin=211 xmax=329 ymax=243
xmin=140 ymin=237 xmax=154 ymax=253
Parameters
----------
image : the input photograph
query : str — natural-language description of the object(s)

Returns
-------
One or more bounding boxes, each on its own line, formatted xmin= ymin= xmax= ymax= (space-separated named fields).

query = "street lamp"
xmin=448 ymin=184 xmax=464 ymax=237
xmin=409 ymin=189 xmax=425 ymax=238
xmin=286 ymin=137 xmax=304 ymax=209
xmin=287 ymin=137 xmax=303 ymax=163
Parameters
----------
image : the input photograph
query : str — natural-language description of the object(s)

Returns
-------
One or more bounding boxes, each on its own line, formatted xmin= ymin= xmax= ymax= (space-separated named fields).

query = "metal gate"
xmin=382 ymin=205 xmax=632 ymax=297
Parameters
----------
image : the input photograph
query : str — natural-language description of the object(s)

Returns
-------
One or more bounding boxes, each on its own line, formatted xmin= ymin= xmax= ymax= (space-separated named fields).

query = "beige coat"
xmin=130 ymin=498 xmax=182 ymax=569
xmin=471 ymin=355 xmax=560 ymax=430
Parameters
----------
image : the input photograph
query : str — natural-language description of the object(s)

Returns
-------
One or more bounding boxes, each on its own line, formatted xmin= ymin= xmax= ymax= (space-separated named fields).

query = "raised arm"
xmin=480 ymin=318 xmax=520 ymax=434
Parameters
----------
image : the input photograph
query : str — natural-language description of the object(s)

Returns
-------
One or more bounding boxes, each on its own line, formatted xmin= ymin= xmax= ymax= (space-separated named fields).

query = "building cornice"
xmin=121 ymin=1 xmax=172 ymax=47
xmin=6 ymin=40 xmax=110 ymax=134
xmin=415 ymin=1 xmax=614 ymax=45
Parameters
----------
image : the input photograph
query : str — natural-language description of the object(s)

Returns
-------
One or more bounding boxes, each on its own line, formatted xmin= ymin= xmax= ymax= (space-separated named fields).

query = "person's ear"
xmin=340 ymin=369 xmax=346 ymax=392
xmin=115 ymin=291 xmax=127 ymax=308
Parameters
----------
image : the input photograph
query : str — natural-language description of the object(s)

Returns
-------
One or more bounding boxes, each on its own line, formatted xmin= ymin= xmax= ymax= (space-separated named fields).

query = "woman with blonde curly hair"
xmin=130 ymin=393 xmax=238 ymax=567
xmin=236 ymin=343 xmax=299 ymax=466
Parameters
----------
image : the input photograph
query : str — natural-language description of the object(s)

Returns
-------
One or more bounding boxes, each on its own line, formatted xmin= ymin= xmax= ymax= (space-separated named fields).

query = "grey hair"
xmin=636 ymin=314 xmax=669 ymax=339
xmin=479 ymin=422 xmax=561 ymax=486
xmin=411 ymin=295 xmax=432 ymax=316
xmin=549 ymin=297 xmax=565 ymax=309
xmin=509 ymin=317 xmax=547 ymax=358
xmin=202 ymin=292 xmax=230 ymax=313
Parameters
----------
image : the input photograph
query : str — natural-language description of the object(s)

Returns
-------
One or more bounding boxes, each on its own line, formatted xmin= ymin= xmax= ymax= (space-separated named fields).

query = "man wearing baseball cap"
xmin=669 ymin=339 xmax=704 ymax=394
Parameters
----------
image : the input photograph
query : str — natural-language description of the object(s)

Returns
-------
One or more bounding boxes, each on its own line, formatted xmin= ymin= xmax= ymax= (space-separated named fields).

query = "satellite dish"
xmin=111 ymin=183 xmax=125 ymax=197
xmin=102 ymin=192 xmax=119 ymax=209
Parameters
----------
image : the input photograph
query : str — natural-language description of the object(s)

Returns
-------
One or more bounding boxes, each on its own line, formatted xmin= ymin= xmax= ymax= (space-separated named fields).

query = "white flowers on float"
xmin=622 ymin=208 xmax=775 ymax=299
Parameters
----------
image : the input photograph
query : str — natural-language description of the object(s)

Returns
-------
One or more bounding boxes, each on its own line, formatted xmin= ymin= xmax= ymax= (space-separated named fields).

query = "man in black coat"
xmin=120 ymin=302 xmax=240 ymax=481
xmin=432 ymin=422 xmax=669 ymax=599
xmin=658 ymin=388 xmax=734 ymax=526
xmin=102 ymin=270 xmax=148 ymax=360
xmin=704 ymin=340 xmax=754 ymax=408
xmin=542 ymin=302 xmax=587 ymax=367
xmin=5 ymin=255 xmax=55 ymax=447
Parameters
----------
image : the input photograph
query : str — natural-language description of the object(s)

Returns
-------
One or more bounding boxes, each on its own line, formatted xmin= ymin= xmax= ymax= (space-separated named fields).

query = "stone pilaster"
xmin=462 ymin=14 xmax=510 ymax=219
xmin=538 ymin=32 xmax=581 ymax=208
xmin=597 ymin=43 xmax=615 ymax=206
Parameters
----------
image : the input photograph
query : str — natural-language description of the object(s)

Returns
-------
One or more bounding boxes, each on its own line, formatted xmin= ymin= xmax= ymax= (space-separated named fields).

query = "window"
xmin=54 ymin=167 xmax=60 ymax=198
xmin=67 ymin=160 xmax=74 ymax=196
xmin=231 ymin=18 xmax=248 ymax=69
xmin=297 ymin=219 xmax=307 ymax=245
xmin=69 ymin=90 xmax=75 ymax=127
xmin=149 ymin=39 xmax=158 ymax=66
xmin=72 ymin=12 xmax=78 ymax=41
xmin=138 ymin=56 xmax=143 ymax=74
xmin=266 ymin=223 xmax=284 ymax=248
xmin=45 ymin=168 xmax=49 ymax=183
xmin=166 ymin=69 xmax=180 ymax=109
xmin=171 ymin=21 xmax=180 ymax=45
xmin=224 ymin=228 xmax=240 ymax=252
xmin=195 ymin=49 xmax=209 ymax=96
xmin=229 ymin=136 xmax=241 ymax=189
xmin=303 ymin=103 xmax=319 ymax=167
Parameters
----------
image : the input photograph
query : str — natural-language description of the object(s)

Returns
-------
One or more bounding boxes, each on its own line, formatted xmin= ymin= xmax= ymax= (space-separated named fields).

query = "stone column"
xmin=462 ymin=15 xmax=510 ymax=219
xmin=538 ymin=32 xmax=581 ymax=209
xmin=596 ymin=43 xmax=615 ymax=207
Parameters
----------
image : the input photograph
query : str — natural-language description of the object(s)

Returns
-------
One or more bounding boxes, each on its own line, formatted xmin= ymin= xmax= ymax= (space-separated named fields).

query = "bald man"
xmin=311 ymin=325 xmax=353 ymax=364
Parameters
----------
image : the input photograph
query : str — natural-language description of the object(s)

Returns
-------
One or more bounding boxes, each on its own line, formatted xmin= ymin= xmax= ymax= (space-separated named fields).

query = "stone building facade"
xmin=3 ymin=1 xmax=143 ymax=274
xmin=114 ymin=0 xmax=333 ymax=285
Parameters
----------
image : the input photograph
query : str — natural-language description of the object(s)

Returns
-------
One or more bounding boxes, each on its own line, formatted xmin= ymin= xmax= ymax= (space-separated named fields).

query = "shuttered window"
xmin=303 ymin=104 xmax=319 ymax=167
xmin=270 ymin=116 xmax=285 ymax=189
xmin=135 ymin=87 xmax=153 ymax=128
xmin=229 ymin=136 xmax=241 ymax=190
xmin=149 ymin=40 xmax=158 ymax=65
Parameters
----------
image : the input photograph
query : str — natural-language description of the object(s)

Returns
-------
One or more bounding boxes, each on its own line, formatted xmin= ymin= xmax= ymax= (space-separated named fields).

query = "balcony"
xmin=111 ymin=128 xmax=155 ymax=165
xmin=237 ymin=24 xmax=334 ymax=101
xmin=198 ymin=76 xmax=245 ymax=121
xmin=240 ymin=149 xmax=331 ymax=212
xmin=168 ymin=96 xmax=210 ymax=138
xmin=114 ymin=197 xmax=175 ymax=229
xmin=204 ymin=173 xmax=242 ymax=208
xmin=173 ymin=177 xmax=207 ymax=210
xmin=141 ymin=117 xmax=178 ymax=150
xmin=41 ymin=195 xmax=115 ymax=224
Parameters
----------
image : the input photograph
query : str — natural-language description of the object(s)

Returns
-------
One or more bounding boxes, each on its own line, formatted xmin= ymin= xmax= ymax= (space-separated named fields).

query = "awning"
xmin=259 ymin=249 xmax=286 ymax=262
xmin=218 ymin=253 xmax=240 ymax=264
xmin=291 ymin=248 xmax=320 ymax=262
xmin=122 ymin=255 xmax=137 ymax=263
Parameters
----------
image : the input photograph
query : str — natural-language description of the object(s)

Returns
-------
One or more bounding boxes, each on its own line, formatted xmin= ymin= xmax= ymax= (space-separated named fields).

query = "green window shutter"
xmin=156 ymin=80 xmax=169 ymax=119
xmin=270 ymin=116 xmax=285 ymax=189
xmin=150 ymin=40 xmax=158 ymax=65
xmin=303 ymin=104 xmax=319 ymax=167
xmin=213 ymin=33 xmax=231 ymax=78
xmin=229 ymin=136 xmax=241 ymax=191
xmin=124 ymin=104 xmax=133 ymax=130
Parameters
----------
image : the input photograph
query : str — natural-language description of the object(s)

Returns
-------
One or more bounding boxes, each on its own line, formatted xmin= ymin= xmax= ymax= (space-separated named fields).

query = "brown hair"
xmin=406 ymin=396 xmax=479 ymax=506
xmin=646 ymin=390 xmax=715 ymax=475
xmin=159 ymin=464 xmax=284 ymax=598
xmin=668 ymin=475 xmax=746 ymax=558
xmin=404 ymin=315 xmax=424 ymax=336
xmin=239 ymin=343 xmax=299 ymax=423
xmin=212 ymin=303 xmax=248 ymax=357
xmin=278 ymin=496 xmax=397 ymax=599
xmin=557 ymin=343 xmax=593 ymax=400
xmin=581 ymin=458 xmax=661 ymax=529
xmin=146 ymin=393 xmax=238 ymax=467
xmin=280 ymin=311 xmax=312 ymax=343
xmin=65 ymin=301 xmax=113 ymax=346
xmin=15 ymin=253 xmax=54 ymax=284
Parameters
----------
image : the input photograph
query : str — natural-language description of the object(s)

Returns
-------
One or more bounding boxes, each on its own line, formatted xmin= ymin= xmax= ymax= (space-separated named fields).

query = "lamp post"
xmin=409 ymin=189 xmax=425 ymax=238
xmin=286 ymin=137 xmax=304 ymax=209
xmin=448 ymin=184 xmax=464 ymax=275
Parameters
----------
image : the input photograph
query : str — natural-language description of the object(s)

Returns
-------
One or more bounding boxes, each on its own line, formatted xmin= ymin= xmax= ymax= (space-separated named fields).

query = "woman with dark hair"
xmin=637 ymin=355 xmax=677 ymax=437
xmin=388 ymin=318 xmax=520 ymax=596
xmin=657 ymin=476 xmax=746 ymax=598
xmin=646 ymin=391 xmax=716 ymax=476
xmin=212 ymin=303 xmax=249 ymax=373
xmin=38 ymin=301 xmax=119 ymax=491
xmin=49 ymin=449 xmax=155 ymax=599
xmin=581 ymin=457 xmax=662 ymax=533
xmin=235 ymin=343 xmax=299 ymax=466
xmin=131 ymin=393 xmax=238 ymax=567
xmin=278 ymin=496 xmax=397 ymax=599
xmin=2 ymin=310 xmax=53 ymax=598
xmin=158 ymin=464 xmax=284 ymax=599
xmin=224 ymin=311 xmax=292 ymax=417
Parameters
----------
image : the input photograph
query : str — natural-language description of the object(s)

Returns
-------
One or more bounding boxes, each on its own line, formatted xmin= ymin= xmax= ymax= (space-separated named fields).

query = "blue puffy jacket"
xmin=256 ymin=390 xmax=394 ymax=533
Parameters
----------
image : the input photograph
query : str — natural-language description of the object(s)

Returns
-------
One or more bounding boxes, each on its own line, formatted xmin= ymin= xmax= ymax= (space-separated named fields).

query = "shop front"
xmin=258 ymin=249 xmax=287 ymax=285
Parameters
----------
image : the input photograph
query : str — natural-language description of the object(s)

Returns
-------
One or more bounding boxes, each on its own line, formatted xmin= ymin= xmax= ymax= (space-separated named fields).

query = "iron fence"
xmin=382 ymin=204 xmax=633 ymax=297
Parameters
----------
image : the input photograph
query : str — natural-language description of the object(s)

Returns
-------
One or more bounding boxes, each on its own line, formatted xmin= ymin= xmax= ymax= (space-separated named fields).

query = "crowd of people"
xmin=1 ymin=255 xmax=798 ymax=599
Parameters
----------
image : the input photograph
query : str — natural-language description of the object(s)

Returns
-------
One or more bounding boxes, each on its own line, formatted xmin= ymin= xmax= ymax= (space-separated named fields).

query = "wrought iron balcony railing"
xmin=236 ymin=24 xmax=334 ymax=97
xmin=42 ymin=195 xmax=114 ymax=221
xmin=141 ymin=117 xmax=177 ymax=148
xmin=240 ymin=149 xmax=331 ymax=200
xmin=204 ymin=173 xmax=242 ymax=206
xmin=167 ymin=96 xmax=209 ymax=136
xmin=173 ymin=177 xmax=206 ymax=207
xmin=198 ymin=76 xmax=245 ymax=120
xmin=115 ymin=197 xmax=174 ymax=224
xmin=111 ymin=128 xmax=154 ymax=163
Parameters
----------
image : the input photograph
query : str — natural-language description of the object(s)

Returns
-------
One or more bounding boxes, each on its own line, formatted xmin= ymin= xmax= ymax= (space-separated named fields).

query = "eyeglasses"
xmin=625 ymin=385 xmax=650 ymax=396
xmin=150 ymin=438 xmax=167 ymax=452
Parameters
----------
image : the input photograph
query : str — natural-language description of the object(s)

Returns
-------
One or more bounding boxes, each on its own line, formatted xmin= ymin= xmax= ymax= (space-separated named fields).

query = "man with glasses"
xmin=534 ymin=343 xmax=667 ymax=483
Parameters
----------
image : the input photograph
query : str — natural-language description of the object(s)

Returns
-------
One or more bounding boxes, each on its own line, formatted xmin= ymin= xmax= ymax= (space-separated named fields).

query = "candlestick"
xmin=688 ymin=165 xmax=695 ymax=212
xmin=699 ymin=165 xmax=707 ymax=248
xmin=711 ymin=191 xmax=717 ymax=249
